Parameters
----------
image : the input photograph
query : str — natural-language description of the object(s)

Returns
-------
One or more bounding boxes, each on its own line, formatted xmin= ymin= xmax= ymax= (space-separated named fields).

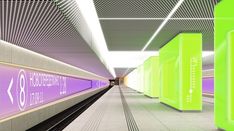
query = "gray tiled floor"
xmin=64 ymin=86 xmax=217 ymax=131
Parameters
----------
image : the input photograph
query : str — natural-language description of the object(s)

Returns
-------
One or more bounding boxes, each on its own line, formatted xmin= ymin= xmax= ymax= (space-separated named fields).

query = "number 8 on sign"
xmin=17 ymin=69 xmax=28 ymax=111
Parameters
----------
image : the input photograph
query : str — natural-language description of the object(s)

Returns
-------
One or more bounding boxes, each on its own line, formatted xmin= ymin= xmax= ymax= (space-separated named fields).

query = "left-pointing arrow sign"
xmin=8 ymin=78 xmax=14 ymax=104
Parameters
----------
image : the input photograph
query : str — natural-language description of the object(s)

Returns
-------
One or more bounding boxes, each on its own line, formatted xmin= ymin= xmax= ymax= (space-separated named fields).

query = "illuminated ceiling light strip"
xmin=99 ymin=18 xmax=214 ymax=20
xmin=75 ymin=0 xmax=116 ymax=78
xmin=141 ymin=0 xmax=185 ymax=51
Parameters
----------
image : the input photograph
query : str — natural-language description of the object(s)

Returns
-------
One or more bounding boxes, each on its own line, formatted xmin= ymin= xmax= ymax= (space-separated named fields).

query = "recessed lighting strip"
xmin=75 ymin=0 xmax=116 ymax=78
xmin=141 ymin=0 xmax=185 ymax=51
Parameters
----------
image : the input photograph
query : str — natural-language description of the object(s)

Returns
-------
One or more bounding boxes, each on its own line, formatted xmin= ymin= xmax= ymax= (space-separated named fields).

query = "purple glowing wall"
xmin=202 ymin=77 xmax=214 ymax=94
xmin=0 ymin=64 xmax=108 ymax=119
xmin=92 ymin=80 xmax=109 ymax=88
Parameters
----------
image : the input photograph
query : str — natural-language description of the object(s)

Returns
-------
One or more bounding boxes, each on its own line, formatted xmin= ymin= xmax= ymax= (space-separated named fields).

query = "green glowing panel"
xmin=215 ymin=0 xmax=234 ymax=130
xmin=230 ymin=32 xmax=234 ymax=125
xmin=144 ymin=58 xmax=151 ymax=96
xmin=159 ymin=33 xmax=202 ymax=111
xmin=136 ymin=67 xmax=140 ymax=92
xmin=143 ymin=56 xmax=160 ymax=97
xmin=138 ymin=65 xmax=144 ymax=93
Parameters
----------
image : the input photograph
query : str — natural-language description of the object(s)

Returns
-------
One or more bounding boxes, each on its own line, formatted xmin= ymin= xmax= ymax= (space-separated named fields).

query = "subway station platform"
xmin=64 ymin=86 xmax=216 ymax=131
xmin=2 ymin=0 xmax=233 ymax=130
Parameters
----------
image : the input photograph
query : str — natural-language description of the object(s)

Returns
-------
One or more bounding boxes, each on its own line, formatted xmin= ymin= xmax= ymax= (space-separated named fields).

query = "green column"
xmin=138 ymin=64 xmax=144 ymax=93
xmin=135 ymin=65 xmax=142 ymax=92
xmin=230 ymin=32 xmax=234 ymax=125
xmin=143 ymin=56 xmax=160 ymax=97
xmin=215 ymin=0 xmax=234 ymax=130
xmin=159 ymin=33 xmax=202 ymax=111
xmin=144 ymin=58 xmax=151 ymax=96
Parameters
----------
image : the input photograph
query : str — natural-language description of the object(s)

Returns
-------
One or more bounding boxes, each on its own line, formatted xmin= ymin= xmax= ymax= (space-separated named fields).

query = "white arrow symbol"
xmin=8 ymin=78 xmax=13 ymax=104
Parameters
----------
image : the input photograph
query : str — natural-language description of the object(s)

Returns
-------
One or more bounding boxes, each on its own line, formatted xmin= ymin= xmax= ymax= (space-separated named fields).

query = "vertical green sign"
xmin=215 ymin=0 xmax=234 ymax=130
xmin=159 ymin=33 xmax=202 ymax=111
xmin=143 ymin=56 xmax=160 ymax=97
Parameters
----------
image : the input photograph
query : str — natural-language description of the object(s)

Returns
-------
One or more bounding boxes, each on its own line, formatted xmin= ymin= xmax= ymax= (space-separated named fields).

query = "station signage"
xmin=0 ymin=64 xmax=107 ymax=119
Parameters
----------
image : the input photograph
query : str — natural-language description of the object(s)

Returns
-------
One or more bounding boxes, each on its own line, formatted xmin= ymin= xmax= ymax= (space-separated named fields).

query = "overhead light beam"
xmin=141 ymin=0 xmax=185 ymax=51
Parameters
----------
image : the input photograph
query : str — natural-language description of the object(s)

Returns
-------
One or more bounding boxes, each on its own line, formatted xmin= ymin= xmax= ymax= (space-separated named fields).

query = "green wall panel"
xmin=215 ymin=0 xmax=234 ymax=130
xmin=144 ymin=58 xmax=151 ymax=96
xmin=138 ymin=65 xmax=144 ymax=93
xmin=159 ymin=33 xmax=202 ymax=111
xmin=230 ymin=32 xmax=234 ymax=125
xmin=143 ymin=56 xmax=160 ymax=97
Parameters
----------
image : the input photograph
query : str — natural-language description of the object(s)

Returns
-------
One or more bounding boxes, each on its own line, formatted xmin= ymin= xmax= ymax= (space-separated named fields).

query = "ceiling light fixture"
xmin=141 ymin=0 xmax=185 ymax=51
xmin=75 ymin=0 xmax=116 ymax=78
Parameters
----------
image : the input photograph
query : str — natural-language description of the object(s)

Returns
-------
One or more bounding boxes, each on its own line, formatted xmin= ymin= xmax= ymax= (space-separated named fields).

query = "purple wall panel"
xmin=0 ymin=64 xmax=108 ymax=119
xmin=202 ymin=77 xmax=214 ymax=94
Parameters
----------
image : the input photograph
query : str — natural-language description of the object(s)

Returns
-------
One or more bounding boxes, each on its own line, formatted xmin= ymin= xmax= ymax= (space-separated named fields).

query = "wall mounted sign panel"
xmin=0 ymin=64 xmax=108 ymax=120
xmin=159 ymin=33 xmax=202 ymax=111
xmin=214 ymin=0 xmax=234 ymax=130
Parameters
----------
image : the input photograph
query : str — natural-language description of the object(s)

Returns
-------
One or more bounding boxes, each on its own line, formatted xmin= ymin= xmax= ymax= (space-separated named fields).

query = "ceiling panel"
xmin=0 ymin=0 xmax=112 ymax=78
xmin=95 ymin=0 xmax=218 ymax=51
xmin=100 ymin=20 xmax=163 ymax=50
xmin=172 ymin=0 xmax=217 ymax=18
xmin=147 ymin=19 xmax=214 ymax=50
xmin=94 ymin=0 xmax=179 ymax=18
